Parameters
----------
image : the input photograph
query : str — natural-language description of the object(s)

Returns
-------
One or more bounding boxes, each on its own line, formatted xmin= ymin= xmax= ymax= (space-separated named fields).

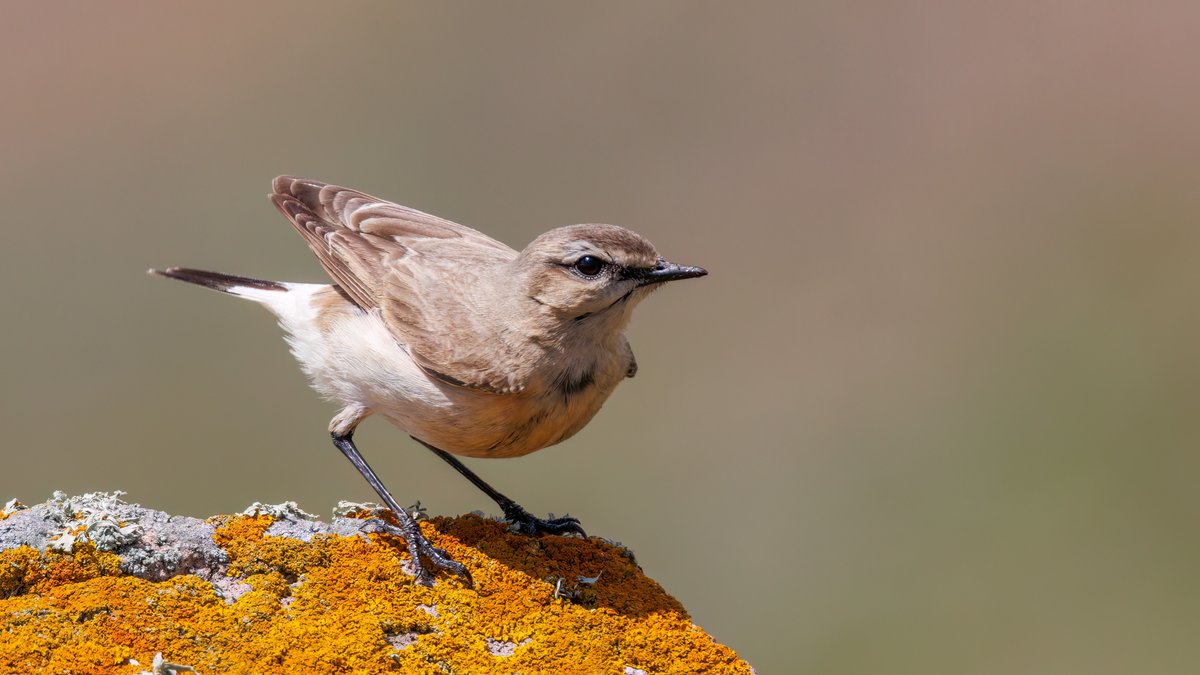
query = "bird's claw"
xmin=410 ymin=535 xmax=472 ymax=588
xmin=360 ymin=515 xmax=473 ymax=588
xmin=502 ymin=503 xmax=587 ymax=538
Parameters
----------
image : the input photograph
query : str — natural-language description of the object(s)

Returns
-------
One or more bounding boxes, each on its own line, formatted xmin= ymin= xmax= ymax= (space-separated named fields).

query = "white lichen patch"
xmin=136 ymin=652 xmax=197 ymax=675
xmin=241 ymin=501 xmax=317 ymax=520
xmin=332 ymin=500 xmax=384 ymax=517
xmin=44 ymin=491 xmax=144 ymax=553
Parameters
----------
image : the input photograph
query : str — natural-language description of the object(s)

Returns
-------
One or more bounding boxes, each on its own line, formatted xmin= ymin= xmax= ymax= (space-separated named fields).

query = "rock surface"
xmin=0 ymin=493 xmax=752 ymax=674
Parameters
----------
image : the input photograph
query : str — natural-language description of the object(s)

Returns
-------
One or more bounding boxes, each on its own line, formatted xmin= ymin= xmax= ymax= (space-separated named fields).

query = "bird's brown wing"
xmin=270 ymin=176 xmax=525 ymax=393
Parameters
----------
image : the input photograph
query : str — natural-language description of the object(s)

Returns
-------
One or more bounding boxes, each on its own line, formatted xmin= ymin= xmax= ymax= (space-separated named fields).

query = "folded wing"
xmin=270 ymin=176 xmax=526 ymax=393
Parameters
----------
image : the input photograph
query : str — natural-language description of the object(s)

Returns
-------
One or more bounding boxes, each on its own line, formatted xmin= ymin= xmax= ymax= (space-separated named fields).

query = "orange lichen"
xmin=0 ymin=513 xmax=751 ymax=674
xmin=0 ymin=542 xmax=123 ymax=596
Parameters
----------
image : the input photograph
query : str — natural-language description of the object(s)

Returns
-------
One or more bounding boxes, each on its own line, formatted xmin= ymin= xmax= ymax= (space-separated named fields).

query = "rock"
xmin=0 ymin=492 xmax=752 ymax=674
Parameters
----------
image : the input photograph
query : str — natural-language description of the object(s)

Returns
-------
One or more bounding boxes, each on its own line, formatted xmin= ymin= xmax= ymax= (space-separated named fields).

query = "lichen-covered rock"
xmin=0 ymin=493 xmax=752 ymax=674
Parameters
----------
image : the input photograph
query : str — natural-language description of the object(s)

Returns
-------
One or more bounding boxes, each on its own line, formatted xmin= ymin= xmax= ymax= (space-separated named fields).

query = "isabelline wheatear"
xmin=151 ymin=176 xmax=706 ymax=585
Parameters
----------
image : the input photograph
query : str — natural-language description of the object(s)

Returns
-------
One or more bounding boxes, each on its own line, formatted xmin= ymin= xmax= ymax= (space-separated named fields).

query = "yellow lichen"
xmin=0 ymin=513 xmax=751 ymax=674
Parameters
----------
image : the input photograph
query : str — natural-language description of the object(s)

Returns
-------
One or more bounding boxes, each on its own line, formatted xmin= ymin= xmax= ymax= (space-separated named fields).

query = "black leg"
xmin=412 ymin=437 xmax=587 ymax=538
xmin=333 ymin=432 xmax=472 ymax=587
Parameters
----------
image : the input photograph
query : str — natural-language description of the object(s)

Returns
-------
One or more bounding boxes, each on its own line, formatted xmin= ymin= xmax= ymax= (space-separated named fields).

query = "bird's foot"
xmin=501 ymin=502 xmax=587 ymax=538
xmin=359 ymin=515 xmax=473 ymax=588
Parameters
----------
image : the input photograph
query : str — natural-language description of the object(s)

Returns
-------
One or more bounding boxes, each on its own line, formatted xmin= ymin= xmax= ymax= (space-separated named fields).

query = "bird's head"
xmin=516 ymin=224 xmax=706 ymax=334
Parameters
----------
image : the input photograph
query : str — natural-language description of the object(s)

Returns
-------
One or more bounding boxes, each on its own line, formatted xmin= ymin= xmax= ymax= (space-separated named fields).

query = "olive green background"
xmin=3 ymin=3 xmax=1198 ymax=673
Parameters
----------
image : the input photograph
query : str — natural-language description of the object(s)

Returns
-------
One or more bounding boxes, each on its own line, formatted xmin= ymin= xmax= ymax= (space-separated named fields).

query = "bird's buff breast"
xmin=286 ymin=301 xmax=622 ymax=458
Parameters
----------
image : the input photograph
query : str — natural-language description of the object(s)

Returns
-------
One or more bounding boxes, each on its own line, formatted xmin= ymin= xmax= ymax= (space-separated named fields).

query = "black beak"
xmin=629 ymin=258 xmax=708 ymax=285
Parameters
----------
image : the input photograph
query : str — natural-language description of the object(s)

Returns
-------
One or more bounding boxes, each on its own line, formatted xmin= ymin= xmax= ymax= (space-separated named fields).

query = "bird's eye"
xmin=573 ymin=255 xmax=605 ymax=277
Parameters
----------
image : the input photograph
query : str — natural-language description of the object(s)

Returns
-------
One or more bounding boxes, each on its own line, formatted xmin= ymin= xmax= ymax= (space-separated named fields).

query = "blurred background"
xmin=2 ymin=2 xmax=1198 ymax=672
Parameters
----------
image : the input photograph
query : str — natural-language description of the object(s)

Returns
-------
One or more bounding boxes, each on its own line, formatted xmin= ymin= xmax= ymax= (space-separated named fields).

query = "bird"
xmin=150 ymin=176 xmax=707 ymax=586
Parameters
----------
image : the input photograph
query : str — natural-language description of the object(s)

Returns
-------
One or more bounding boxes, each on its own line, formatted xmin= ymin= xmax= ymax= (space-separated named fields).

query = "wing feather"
xmin=269 ymin=176 xmax=524 ymax=393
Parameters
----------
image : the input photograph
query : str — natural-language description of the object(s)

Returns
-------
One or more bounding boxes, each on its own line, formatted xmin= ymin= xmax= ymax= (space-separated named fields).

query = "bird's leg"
xmin=332 ymin=432 xmax=472 ymax=587
xmin=412 ymin=437 xmax=587 ymax=538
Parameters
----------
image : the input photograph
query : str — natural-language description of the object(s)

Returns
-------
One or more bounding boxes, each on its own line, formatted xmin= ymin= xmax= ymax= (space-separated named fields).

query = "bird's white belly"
xmin=279 ymin=295 xmax=617 ymax=458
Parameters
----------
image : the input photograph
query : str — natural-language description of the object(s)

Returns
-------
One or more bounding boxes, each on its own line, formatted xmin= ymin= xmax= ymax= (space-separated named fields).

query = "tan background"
xmin=3 ymin=3 xmax=1198 ymax=672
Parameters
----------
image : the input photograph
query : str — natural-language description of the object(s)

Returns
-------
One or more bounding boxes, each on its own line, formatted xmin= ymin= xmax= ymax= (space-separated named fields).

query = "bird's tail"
xmin=148 ymin=267 xmax=288 ymax=302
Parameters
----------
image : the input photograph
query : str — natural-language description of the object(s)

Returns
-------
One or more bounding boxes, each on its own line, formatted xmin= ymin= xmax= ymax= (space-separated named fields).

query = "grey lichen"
xmin=0 ymin=492 xmax=457 ymax=599
xmin=0 ymin=492 xmax=424 ymax=595
xmin=486 ymin=637 xmax=533 ymax=657
xmin=1 ymin=491 xmax=229 ymax=584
